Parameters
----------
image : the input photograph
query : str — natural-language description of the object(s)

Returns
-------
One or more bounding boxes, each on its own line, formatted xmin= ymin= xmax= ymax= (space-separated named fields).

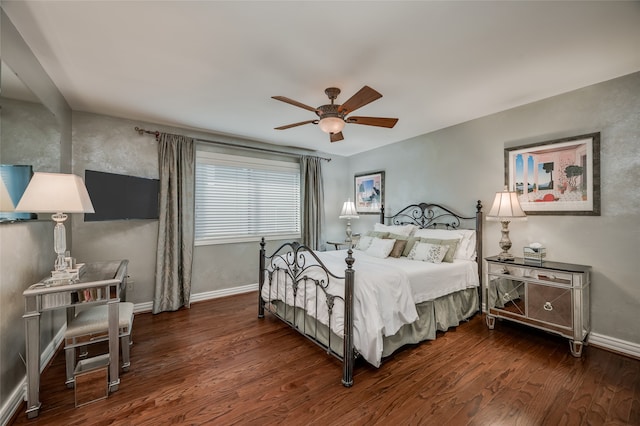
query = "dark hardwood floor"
xmin=10 ymin=292 xmax=640 ymax=425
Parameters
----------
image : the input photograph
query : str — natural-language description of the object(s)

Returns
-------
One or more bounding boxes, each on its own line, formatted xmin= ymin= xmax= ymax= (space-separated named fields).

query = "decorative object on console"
xmin=487 ymin=187 xmax=527 ymax=261
xmin=16 ymin=172 xmax=95 ymax=272
xmin=523 ymin=243 xmax=546 ymax=265
xmin=339 ymin=198 xmax=359 ymax=243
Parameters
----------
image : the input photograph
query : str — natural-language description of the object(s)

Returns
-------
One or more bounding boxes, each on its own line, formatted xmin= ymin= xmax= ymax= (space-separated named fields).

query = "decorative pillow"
xmin=365 ymin=238 xmax=396 ymax=259
xmin=366 ymin=230 xmax=390 ymax=239
xmin=455 ymin=229 xmax=477 ymax=260
xmin=413 ymin=228 xmax=464 ymax=241
xmin=420 ymin=238 xmax=459 ymax=263
xmin=413 ymin=228 xmax=476 ymax=260
xmin=387 ymin=232 xmax=409 ymax=241
xmin=407 ymin=242 xmax=448 ymax=263
xmin=374 ymin=223 xmax=417 ymax=237
xmin=388 ymin=240 xmax=407 ymax=258
xmin=402 ymin=236 xmax=422 ymax=257
xmin=355 ymin=235 xmax=374 ymax=251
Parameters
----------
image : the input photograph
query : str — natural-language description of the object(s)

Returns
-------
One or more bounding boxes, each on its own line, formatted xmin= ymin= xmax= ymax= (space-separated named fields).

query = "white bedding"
xmin=261 ymin=249 xmax=479 ymax=367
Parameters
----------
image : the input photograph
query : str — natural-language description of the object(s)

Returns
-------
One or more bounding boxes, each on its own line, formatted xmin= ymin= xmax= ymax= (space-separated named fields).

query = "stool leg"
xmin=120 ymin=335 xmax=131 ymax=372
xmin=65 ymin=346 xmax=76 ymax=388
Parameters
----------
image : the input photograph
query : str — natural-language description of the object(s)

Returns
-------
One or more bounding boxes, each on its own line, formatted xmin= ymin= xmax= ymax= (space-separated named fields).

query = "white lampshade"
xmin=487 ymin=188 xmax=526 ymax=220
xmin=16 ymin=172 xmax=95 ymax=214
xmin=318 ymin=116 xmax=345 ymax=134
xmin=339 ymin=199 xmax=359 ymax=219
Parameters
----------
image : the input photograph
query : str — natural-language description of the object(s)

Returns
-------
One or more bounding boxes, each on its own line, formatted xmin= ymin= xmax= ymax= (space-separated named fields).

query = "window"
xmin=195 ymin=151 xmax=300 ymax=245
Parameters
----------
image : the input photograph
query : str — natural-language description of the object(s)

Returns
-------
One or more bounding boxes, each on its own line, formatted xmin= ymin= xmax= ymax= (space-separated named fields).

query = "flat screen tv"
xmin=84 ymin=170 xmax=159 ymax=221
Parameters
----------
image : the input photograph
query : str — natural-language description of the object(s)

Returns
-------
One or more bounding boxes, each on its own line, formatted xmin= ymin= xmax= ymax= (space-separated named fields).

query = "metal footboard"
xmin=258 ymin=238 xmax=356 ymax=387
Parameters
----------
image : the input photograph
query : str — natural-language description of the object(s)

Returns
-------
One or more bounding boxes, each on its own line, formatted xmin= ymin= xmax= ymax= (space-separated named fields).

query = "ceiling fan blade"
xmin=274 ymin=120 xmax=317 ymax=130
xmin=338 ymin=86 xmax=382 ymax=114
xmin=330 ymin=132 xmax=344 ymax=143
xmin=346 ymin=116 xmax=398 ymax=128
xmin=272 ymin=96 xmax=318 ymax=112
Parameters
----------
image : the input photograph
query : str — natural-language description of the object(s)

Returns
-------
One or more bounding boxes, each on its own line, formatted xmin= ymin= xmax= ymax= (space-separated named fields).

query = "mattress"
xmin=324 ymin=249 xmax=480 ymax=304
xmin=261 ymin=248 xmax=479 ymax=367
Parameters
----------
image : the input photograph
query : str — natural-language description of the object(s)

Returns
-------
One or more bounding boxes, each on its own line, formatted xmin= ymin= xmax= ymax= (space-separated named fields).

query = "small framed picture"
xmin=354 ymin=171 xmax=384 ymax=214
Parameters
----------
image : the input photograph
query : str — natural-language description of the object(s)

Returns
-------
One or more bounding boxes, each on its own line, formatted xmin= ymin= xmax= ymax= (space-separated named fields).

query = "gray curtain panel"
xmin=153 ymin=133 xmax=195 ymax=314
xmin=300 ymin=156 xmax=325 ymax=250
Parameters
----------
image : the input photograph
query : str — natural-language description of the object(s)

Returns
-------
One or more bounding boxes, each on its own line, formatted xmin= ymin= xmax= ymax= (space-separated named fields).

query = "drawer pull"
xmin=543 ymin=302 xmax=553 ymax=311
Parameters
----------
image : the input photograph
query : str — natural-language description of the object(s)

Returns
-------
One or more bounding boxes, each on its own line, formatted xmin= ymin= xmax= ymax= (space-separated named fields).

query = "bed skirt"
xmin=264 ymin=287 xmax=479 ymax=362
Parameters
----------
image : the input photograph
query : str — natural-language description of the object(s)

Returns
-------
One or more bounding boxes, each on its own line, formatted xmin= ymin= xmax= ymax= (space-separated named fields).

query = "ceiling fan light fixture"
xmin=318 ymin=116 xmax=345 ymax=134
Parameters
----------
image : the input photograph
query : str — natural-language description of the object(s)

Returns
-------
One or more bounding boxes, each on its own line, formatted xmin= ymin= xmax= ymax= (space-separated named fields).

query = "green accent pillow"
xmin=402 ymin=236 xmax=422 ymax=257
xmin=388 ymin=240 xmax=407 ymax=258
xmin=420 ymin=238 xmax=459 ymax=263
xmin=387 ymin=233 xmax=409 ymax=241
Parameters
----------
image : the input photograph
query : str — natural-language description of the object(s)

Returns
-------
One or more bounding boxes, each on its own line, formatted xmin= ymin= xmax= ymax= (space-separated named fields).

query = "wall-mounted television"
xmin=0 ymin=164 xmax=37 ymax=222
xmin=84 ymin=170 xmax=159 ymax=221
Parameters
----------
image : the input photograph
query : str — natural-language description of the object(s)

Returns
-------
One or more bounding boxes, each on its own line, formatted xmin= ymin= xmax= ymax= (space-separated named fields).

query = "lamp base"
xmin=496 ymin=219 xmax=515 ymax=262
xmin=345 ymin=220 xmax=353 ymax=243
xmin=496 ymin=252 xmax=515 ymax=261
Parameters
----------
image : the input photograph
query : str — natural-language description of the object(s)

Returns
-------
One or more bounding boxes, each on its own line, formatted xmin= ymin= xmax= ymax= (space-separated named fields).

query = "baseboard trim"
xmin=132 ymin=283 xmax=258 ymax=313
xmin=2 ymin=324 xmax=66 ymax=426
xmin=1 ymin=380 xmax=25 ymax=426
xmin=589 ymin=332 xmax=640 ymax=359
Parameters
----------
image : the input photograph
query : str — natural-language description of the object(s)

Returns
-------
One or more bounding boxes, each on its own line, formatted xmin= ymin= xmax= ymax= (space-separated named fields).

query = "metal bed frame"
xmin=258 ymin=201 xmax=483 ymax=387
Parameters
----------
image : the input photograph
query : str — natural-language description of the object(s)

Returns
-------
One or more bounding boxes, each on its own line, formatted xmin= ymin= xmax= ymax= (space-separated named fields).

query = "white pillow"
xmin=455 ymin=229 xmax=477 ymax=260
xmin=365 ymin=238 xmax=396 ymax=259
xmin=413 ymin=228 xmax=476 ymax=260
xmin=413 ymin=228 xmax=464 ymax=240
xmin=374 ymin=223 xmax=417 ymax=236
xmin=355 ymin=235 xmax=374 ymax=251
xmin=407 ymin=242 xmax=448 ymax=263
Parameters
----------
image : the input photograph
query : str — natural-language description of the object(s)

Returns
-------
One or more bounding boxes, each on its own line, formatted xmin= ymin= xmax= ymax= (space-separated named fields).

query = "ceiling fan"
xmin=272 ymin=86 xmax=398 ymax=143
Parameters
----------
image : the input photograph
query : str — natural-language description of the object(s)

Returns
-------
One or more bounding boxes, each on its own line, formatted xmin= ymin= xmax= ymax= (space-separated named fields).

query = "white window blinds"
xmin=195 ymin=151 xmax=300 ymax=245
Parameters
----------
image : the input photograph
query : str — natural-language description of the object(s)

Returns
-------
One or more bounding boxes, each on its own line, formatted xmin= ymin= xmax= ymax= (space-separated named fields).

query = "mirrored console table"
xmin=485 ymin=256 xmax=590 ymax=357
xmin=22 ymin=260 xmax=128 ymax=418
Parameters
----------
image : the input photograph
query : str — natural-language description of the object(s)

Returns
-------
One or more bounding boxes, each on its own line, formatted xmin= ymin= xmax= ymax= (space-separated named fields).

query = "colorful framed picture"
xmin=505 ymin=133 xmax=600 ymax=215
xmin=354 ymin=171 xmax=384 ymax=214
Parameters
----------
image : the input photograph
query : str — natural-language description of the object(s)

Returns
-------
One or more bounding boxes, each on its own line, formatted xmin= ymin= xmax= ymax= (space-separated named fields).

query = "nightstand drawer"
xmin=488 ymin=263 xmax=573 ymax=285
xmin=527 ymin=283 xmax=572 ymax=328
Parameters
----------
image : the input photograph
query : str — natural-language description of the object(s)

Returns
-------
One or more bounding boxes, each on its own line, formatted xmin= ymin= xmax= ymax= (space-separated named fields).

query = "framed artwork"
xmin=505 ymin=132 xmax=600 ymax=215
xmin=354 ymin=171 xmax=384 ymax=214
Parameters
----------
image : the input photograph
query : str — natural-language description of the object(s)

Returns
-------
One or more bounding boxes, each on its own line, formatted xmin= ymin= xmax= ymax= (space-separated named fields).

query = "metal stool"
xmin=64 ymin=302 xmax=134 ymax=388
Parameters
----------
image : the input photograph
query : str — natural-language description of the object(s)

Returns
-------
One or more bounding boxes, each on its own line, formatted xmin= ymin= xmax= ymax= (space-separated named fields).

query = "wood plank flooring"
xmin=9 ymin=292 xmax=640 ymax=425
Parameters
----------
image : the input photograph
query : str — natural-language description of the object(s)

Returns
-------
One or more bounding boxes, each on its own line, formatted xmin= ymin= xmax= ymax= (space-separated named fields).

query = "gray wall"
xmin=345 ymin=72 xmax=640 ymax=345
xmin=0 ymin=8 xmax=72 ymax=413
xmin=70 ymin=111 xmax=346 ymax=304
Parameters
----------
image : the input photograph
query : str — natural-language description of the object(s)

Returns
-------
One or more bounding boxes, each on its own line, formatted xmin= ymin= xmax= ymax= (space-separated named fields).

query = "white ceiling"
xmin=3 ymin=1 xmax=640 ymax=157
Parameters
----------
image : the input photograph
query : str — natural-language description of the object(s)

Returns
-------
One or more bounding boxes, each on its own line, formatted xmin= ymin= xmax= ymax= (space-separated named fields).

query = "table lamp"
xmin=16 ymin=172 xmax=95 ymax=272
xmin=339 ymin=198 xmax=359 ymax=243
xmin=487 ymin=187 xmax=527 ymax=261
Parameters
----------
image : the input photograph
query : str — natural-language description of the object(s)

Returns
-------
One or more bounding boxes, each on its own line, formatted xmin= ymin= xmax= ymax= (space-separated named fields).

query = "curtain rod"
xmin=134 ymin=126 xmax=331 ymax=162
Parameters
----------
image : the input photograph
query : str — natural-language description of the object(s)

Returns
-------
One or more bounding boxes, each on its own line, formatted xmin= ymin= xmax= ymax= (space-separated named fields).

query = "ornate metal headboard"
xmin=380 ymin=201 xmax=482 ymax=230
xmin=380 ymin=201 xmax=484 ymax=309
